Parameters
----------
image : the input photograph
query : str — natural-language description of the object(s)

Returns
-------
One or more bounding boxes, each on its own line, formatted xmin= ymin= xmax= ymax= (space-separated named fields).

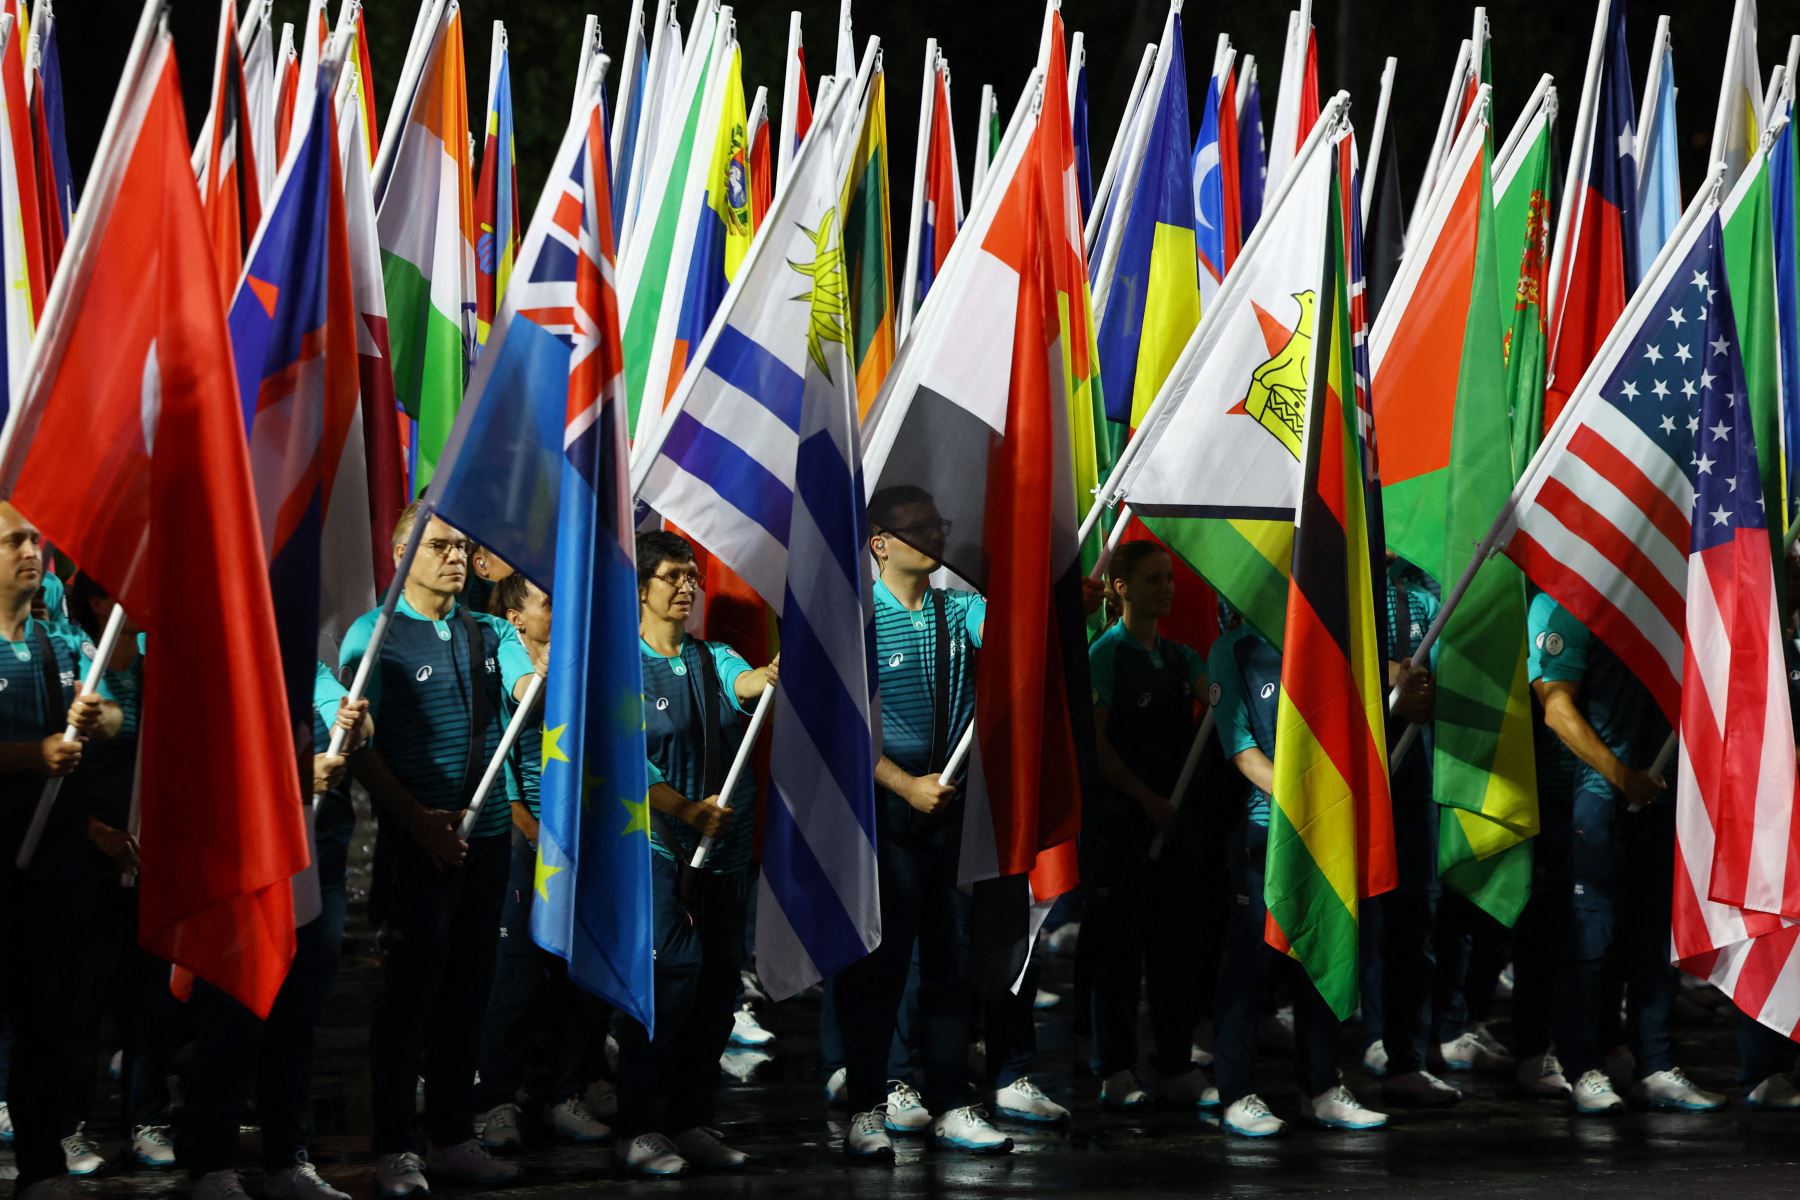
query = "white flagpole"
xmin=456 ymin=672 xmax=545 ymax=840
xmin=776 ymin=10 xmax=804 ymax=187
xmin=1361 ymin=56 xmax=1397 ymax=226
xmin=689 ymin=683 xmax=775 ymax=868
xmin=972 ymin=83 xmax=997 ymax=195
xmin=1084 ymin=43 xmax=1156 ymax=255
xmin=1407 ymin=38 xmax=1470 ymax=252
xmin=13 ymin=605 xmax=128 ymax=869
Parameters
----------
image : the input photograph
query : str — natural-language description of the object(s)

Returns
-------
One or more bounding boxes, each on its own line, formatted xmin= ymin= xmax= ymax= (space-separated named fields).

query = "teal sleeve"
xmin=1529 ymin=595 xmax=1590 ymax=684
xmin=647 ymin=759 xmax=665 ymax=788
xmin=1207 ymin=635 xmax=1259 ymax=757
xmin=965 ymin=594 xmax=987 ymax=648
xmin=1415 ymin=590 xmax=1442 ymax=671
xmin=338 ymin=612 xmax=383 ymax=718
xmin=708 ymin=641 xmax=755 ymax=714
xmin=488 ymin=616 xmax=535 ymax=694
xmin=1088 ymin=632 xmax=1116 ymax=709
xmin=313 ymin=661 xmax=348 ymax=735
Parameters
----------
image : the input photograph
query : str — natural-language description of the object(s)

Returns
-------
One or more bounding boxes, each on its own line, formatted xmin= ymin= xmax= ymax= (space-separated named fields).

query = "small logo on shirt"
xmin=1259 ymin=682 xmax=1276 ymax=700
xmin=81 ymin=642 xmax=96 ymax=660
xmin=656 ymin=697 xmax=670 ymax=711
xmin=889 ymin=652 xmax=905 ymax=668
xmin=485 ymin=656 xmax=496 ymax=674
xmin=0 ymin=678 xmax=8 ymax=693
xmin=416 ymin=665 xmax=434 ymax=682
xmin=1207 ymin=682 xmax=1222 ymax=707
xmin=1536 ymin=631 xmax=1564 ymax=657
xmin=1410 ymin=622 xmax=1423 ymax=642
xmin=1136 ymin=692 xmax=1152 ymax=708
xmin=60 ymin=671 xmax=75 ymax=690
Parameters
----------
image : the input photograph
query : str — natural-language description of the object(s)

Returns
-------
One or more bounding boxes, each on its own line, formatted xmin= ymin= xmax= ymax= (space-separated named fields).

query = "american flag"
xmin=1506 ymin=207 xmax=1800 ymax=1039
xmin=1506 ymin=208 xmax=1731 ymax=726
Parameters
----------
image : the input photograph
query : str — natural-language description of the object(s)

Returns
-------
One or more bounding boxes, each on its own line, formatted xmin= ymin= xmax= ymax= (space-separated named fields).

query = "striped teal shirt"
xmin=873 ymin=579 xmax=984 ymax=787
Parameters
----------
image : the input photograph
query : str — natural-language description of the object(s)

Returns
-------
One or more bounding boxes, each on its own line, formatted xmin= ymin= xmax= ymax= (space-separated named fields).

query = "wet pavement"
xmin=8 ymin=811 xmax=1799 ymax=1198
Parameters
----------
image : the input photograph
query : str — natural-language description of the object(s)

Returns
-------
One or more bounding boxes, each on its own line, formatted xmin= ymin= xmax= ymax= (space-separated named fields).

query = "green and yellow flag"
xmin=1368 ymin=97 xmax=1538 ymax=925
xmin=840 ymin=59 xmax=894 ymax=415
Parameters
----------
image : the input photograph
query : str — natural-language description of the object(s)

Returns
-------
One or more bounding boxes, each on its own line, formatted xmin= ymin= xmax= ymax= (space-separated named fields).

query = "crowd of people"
xmin=1 ymin=485 xmax=1797 ymax=1200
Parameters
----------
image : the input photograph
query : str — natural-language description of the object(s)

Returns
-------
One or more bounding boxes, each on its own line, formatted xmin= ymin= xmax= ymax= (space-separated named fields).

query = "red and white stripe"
xmin=1672 ymin=529 xmax=1800 ymax=1040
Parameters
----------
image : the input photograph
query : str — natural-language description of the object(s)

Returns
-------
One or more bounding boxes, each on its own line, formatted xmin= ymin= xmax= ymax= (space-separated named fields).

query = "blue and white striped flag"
xmin=630 ymin=78 xmax=880 ymax=1000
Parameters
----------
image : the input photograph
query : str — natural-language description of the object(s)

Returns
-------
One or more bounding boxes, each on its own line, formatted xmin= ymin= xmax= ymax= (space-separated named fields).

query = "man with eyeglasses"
xmin=340 ymin=504 xmax=540 ymax=1198
xmin=837 ymin=485 xmax=1015 ymax=1161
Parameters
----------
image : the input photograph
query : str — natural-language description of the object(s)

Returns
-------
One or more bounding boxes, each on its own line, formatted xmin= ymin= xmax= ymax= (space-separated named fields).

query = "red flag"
xmin=197 ymin=0 xmax=263 ymax=299
xmin=274 ymin=32 xmax=301 ymax=165
xmin=0 ymin=37 xmax=305 ymax=1017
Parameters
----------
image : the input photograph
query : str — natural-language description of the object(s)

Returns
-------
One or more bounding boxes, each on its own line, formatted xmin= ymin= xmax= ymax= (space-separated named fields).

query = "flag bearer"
xmin=344 ymin=504 xmax=538 ymax=1197
xmin=615 ymin=530 xmax=776 ymax=1177
xmin=837 ymin=486 xmax=1013 ymax=1161
xmin=179 ymin=661 xmax=372 ymax=1200
xmin=1208 ymin=600 xmax=1388 ymax=1138
xmin=1528 ymin=593 xmax=1724 ymax=1114
xmin=1360 ymin=559 xmax=1464 ymax=1108
xmin=0 ymin=503 xmax=121 ymax=1200
xmin=1078 ymin=541 xmax=1216 ymax=1113
xmin=475 ymin=575 xmax=613 ymax=1151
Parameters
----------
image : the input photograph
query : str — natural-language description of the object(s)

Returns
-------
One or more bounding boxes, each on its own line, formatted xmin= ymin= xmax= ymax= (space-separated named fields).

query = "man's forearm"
xmin=874 ymin=755 xmax=916 ymax=795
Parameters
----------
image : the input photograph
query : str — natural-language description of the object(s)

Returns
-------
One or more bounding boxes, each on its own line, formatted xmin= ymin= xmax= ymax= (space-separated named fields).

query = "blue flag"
xmin=432 ymin=82 xmax=656 ymax=1030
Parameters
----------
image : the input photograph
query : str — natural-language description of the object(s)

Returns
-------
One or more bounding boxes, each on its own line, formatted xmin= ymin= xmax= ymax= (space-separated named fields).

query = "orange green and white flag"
xmin=1265 ymin=135 xmax=1395 ymax=1019
xmin=376 ymin=0 xmax=474 ymax=493
xmin=1369 ymin=91 xmax=1538 ymax=924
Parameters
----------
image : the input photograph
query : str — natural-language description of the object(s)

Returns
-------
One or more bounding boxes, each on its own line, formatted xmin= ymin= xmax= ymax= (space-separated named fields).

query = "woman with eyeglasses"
xmin=614 ymin=530 xmax=777 ymax=1178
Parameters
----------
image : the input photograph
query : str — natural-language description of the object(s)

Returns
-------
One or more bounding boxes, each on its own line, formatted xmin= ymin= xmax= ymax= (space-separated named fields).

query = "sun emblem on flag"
xmin=789 ymin=208 xmax=850 ymax=380
xmin=1231 ymin=290 xmax=1315 ymax=461
xmin=725 ymin=123 xmax=751 ymax=237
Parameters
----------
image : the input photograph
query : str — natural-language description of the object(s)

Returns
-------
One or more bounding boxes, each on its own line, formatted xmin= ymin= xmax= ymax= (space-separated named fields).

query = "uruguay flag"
xmin=633 ymin=78 xmax=880 ymax=1001
xmin=228 ymin=73 xmax=361 ymax=749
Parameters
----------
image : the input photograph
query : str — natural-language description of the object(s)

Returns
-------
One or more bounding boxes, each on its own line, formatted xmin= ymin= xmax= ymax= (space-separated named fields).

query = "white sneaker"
xmin=843 ymin=1109 xmax=894 ymax=1160
xmin=131 ymin=1123 xmax=177 ymax=1167
xmin=1305 ymin=1084 xmax=1389 ymax=1130
xmin=424 ymin=1138 xmax=521 ymax=1186
xmin=1221 ymin=1093 xmax=1286 ymax=1138
xmin=730 ymin=1003 xmax=776 ymax=1047
xmin=0 ymin=1099 xmax=12 ymax=1142
xmin=1383 ymin=1070 xmax=1462 ymax=1107
xmin=1045 ymin=922 xmax=1081 ymax=957
xmin=264 ymin=1160 xmax=352 ymax=1200
xmin=1516 ymin=1051 xmax=1572 ymax=1097
xmin=1747 ymin=1073 xmax=1800 ymax=1110
xmin=823 ymin=1066 xmax=848 ymax=1106
xmin=1158 ymin=1069 xmax=1221 ymax=1110
xmin=190 ymin=1170 xmax=251 ymax=1200
xmin=550 ymin=1097 xmax=610 ymax=1142
xmin=604 ymin=1034 xmax=620 ymax=1074
xmin=1571 ymin=1068 xmax=1626 ymax=1115
xmin=477 ymin=1102 xmax=522 ymax=1150
xmin=375 ymin=1152 xmax=429 ymax=1197
xmin=1362 ymin=1038 xmax=1389 ymax=1078
xmin=1190 ymin=1042 xmax=1215 ymax=1069
xmin=931 ymin=1106 xmax=1013 ymax=1154
xmin=585 ymin=1077 xmax=619 ymax=1120
xmin=884 ymin=1080 xmax=933 ymax=1133
xmin=994 ymin=1076 xmax=1071 ymax=1123
xmin=1099 ymin=1068 xmax=1150 ymax=1109
xmin=616 ymin=1132 xmax=687 ymax=1177
xmin=61 ymin=1123 xmax=104 ymax=1175
xmin=108 ymin=1051 xmax=123 ymax=1081
xmin=673 ymin=1126 xmax=748 ymax=1170
xmin=719 ymin=1046 xmax=774 ymax=1082
xmin=1033 ymin=988 xmax=1062 ymax=1010
xmin=1632 ymin=1067 xmax=1726 ymax=1112
xmin=1440 ymin=1030 xmax=1515 ymax=1073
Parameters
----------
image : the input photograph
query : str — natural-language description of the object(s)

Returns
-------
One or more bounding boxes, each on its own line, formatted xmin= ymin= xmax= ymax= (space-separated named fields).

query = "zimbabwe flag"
xmin=1264 ymin=145 xmax=1396 ymax=1020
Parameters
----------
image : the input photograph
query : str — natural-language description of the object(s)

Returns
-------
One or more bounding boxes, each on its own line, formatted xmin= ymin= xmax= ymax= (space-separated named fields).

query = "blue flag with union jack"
xmin=431 ymin=83 xmax=655 ymax=1029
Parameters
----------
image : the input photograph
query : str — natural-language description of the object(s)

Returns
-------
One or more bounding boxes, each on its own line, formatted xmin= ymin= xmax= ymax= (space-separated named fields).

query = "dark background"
xmin=49 ymin=1 xmax=1800 ymax=244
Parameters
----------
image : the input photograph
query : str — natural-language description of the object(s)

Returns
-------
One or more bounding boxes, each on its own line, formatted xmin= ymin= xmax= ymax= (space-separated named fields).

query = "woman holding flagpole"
xmin=617 ymin=530 xmax=776 ymax=1178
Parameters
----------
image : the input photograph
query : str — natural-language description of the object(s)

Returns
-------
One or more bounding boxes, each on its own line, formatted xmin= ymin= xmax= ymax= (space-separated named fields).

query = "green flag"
xmin=1495 ymin=95 xmax=1555 ymax=477
xmin=1722 ymin=148 xmax=1787 ymax=580
xmin=1369 ymin=108 xmax=1538 ymax=925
